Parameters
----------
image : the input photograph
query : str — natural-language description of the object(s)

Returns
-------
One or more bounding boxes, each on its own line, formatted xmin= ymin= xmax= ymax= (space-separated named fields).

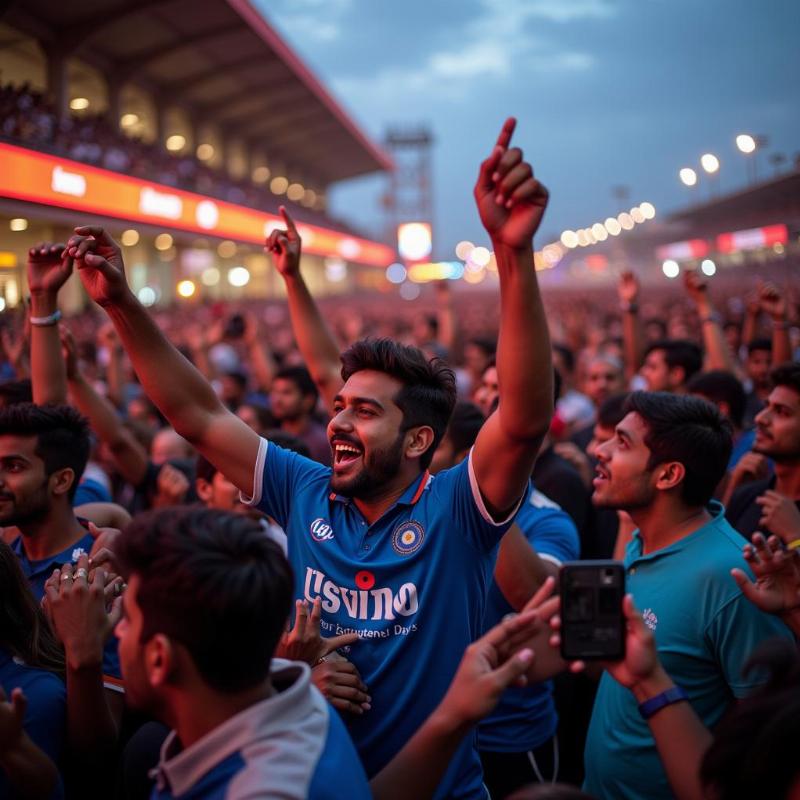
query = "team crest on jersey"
xmin=71 ymin=547 xmax=87 ymax=562
xmin=309 ymin=518 xmax=334 ymax=542
xmin=392 ymin=520 xmax=425 ymax=556
xmin=642 ymin=608 xmax=658 ymax=631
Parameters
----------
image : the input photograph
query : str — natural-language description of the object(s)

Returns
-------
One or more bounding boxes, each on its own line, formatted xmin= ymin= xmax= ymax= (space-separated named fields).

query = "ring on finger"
xmin=60 ymin=572 xmax=73 ymax=581
xmin=75 ymin=568 xmax=88 ymax=580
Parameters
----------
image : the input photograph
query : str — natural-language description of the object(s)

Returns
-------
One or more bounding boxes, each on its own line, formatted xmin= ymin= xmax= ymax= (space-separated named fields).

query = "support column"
xmin=44 ymin=48 xmax=68 ymax=124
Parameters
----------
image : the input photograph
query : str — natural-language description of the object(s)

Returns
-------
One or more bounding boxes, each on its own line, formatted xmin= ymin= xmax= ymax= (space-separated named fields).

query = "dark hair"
xmin=222 ymin=370 xmax=248 ymax=390
xmin=238 ymin=403 xmax=275 ymax=432
xmin=553 ymin=367 xmax=563 ymax=402
xmin=624 ymin=391 xmax=732 ymax=506
xmin=0 ymin=403 xmax=90 ymax=500
xmin=265 ymin=430 xmax=311 ymax=458
xmin=114 ymin=507 xmax=293 ymax=693
xmin=552 ymin=344 xmax=575 ymax=374
xmin=771 ymin=362 xmax=800 ymax=395
xmin=700 ymin=639 xmax=800 ymax=800
xmin=273 ymin=366 xmax=319 ymax=404
xmin=644 ymin=318 xmax=667 ymax=339
xmin=597 ymin=393 xmax=630 ymax=429
xmin=466 ymin=337 xmax=497 ymax=358
xmin=0 ymin=379 xmax=33 ymax=407
xmin=444 ymin=402 xmax=484 ymax=455
xmin=194 ymin=454 xmax=217 ymax=484
xmin=0 ymin=541 xmax=64 ymax=676
xmin=340 ymin=339 xmax=457 ymax=469
xmin=687 ymin=370 xmax=747 ymax=429
xmin=644 ymin=340 xmax=703 ymax=385
xmin=747 ymin=337 xmax=772 ymax=355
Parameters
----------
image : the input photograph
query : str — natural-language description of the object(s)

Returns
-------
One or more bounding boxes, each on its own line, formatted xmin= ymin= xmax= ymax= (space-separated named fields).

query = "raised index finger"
xmin=495 ymin=117 xmax=517 ymax=150
xmin=278 ymin=206 xmax=299 ymax=237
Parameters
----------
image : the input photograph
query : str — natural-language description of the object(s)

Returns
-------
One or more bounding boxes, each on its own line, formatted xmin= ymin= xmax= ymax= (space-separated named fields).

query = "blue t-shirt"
xmin=12 ymin=532 xmax=122 ymax=684
xmin=245 ymin=440 xmax=519 ymax=800
xmin=584 ymin=502 xmax=795 ymax=800
xmin=0 ymin=647 xmax=66 ymax=799
xmin=478 ymin=488 xmax=579 ymax=753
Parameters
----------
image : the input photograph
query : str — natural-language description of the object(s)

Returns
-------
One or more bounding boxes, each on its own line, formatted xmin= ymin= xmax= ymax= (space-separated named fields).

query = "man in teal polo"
xmin=585 ymin=391 xmax=793 ymax=800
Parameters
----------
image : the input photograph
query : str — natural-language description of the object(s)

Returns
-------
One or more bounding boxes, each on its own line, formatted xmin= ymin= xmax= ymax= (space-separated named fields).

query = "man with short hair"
xmin=70 ymin=118 xmax=554 ymax=798
xmin=269 ymin=366 xmax=330 ymax=465
xmin=582 ymin=355 xmax=626 ymax=412
xmin=727 ymin=363 xmax=800 ymax=544
xmin=0 ymin=402 xmax=123 ymax=753
xmin=639 ymin=339 xmax=702 ymax=393
xmin=584 ymin=391 xmax=792 ymax=800
xmin=113 ymin=506 xmax=371 ymax=800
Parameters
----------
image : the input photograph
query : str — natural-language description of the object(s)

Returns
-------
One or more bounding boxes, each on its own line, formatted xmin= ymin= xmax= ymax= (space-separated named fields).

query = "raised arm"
xmin=241 ymin=311 xmax=277 ymax=393
xmin=267 ymin=208 xmax=342 ymax=413
xmin=494 ymin=524 xmax=557 ymax=610
xmin=758 ymin=282 xmax=792 ymax=367
xmin=684 ymin=271 xmax=737 ymax=374
xmin=471 ymin=118 xmax=553 ymax=517
xmin=26 ymin=242 xmax=73 ymax=405
xmin=618 ymin=270 xmax=644 ymax=381
xmin=61 ymin=327 xmax=149 ymax=487
xmin=68 ymin=227 xmax=260 ymax=495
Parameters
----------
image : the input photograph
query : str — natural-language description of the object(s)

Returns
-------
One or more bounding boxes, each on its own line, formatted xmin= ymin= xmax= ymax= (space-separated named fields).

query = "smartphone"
xmin=559 ymin=560 xmax=626 ymax=661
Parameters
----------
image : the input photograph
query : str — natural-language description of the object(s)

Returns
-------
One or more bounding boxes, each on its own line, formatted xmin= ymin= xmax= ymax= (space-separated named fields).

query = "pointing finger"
xmin=495 ymin=117 xmax=516 ymax=150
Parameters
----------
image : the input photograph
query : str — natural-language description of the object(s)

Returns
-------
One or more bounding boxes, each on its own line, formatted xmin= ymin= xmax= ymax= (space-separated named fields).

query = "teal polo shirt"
xmin=584 ymin=502 xmax=794 ymax=800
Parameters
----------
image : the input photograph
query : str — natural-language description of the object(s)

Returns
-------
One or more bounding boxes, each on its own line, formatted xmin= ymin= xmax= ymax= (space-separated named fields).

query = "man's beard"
xmin=0 ymin=483 xmax=51 ymax=530
xmin=330 ymin=431 xmax=405 ymax=499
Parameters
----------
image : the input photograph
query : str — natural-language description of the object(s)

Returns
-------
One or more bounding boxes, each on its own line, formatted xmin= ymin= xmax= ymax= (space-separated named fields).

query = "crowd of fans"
xmin=0 ymin=116 xmax=798 ymax=800
xmin=0 ymin=83 xmax=355 ymax=233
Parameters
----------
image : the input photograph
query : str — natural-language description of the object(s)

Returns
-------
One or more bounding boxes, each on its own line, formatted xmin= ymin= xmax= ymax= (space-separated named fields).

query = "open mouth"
xmin=332 ymin=440 xmax=363 ymax=472
xmin=592 ymin=465 xmax=610 ymax=487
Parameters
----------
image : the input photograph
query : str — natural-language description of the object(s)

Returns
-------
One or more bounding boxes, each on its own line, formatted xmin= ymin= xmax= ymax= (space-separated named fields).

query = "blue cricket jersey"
xmin=0 ymin=647 xmax=66 ymax=799
xmin=244 ymin=440 xmax=520 ymax=800
xmin=478 ymin=488 xmax=579 ymax=753
xmin=12 ymin=531 xmax=123 ymax=688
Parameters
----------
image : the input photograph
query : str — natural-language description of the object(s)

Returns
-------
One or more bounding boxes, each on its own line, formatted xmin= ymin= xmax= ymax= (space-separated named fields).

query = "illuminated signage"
xmin=717 ymin=224 xmax=788 ymax=254
xmin=0 ymin=143 xmax=394 ymax=267
xmin=655 ymin=239 xmax=710 ymax=261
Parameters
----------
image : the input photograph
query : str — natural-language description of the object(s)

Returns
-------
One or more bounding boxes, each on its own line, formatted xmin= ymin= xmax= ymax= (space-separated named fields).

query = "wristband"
xmin=786 ymin=539 xmax=800 ymax=551
xmin=29 ymin=309 xmax=62 ymax=327
xmin=638 ymin=685 xmax=688 ymax=719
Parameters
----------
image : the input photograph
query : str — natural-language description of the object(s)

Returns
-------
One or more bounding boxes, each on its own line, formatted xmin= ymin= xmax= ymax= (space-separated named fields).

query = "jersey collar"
xmin=328 ymin=470 xmax=432 ymax=508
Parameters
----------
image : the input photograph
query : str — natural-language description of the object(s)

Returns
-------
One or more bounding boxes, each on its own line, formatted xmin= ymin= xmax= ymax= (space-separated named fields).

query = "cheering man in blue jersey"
xmin=67 ymin=117 xmax=553 ymax=799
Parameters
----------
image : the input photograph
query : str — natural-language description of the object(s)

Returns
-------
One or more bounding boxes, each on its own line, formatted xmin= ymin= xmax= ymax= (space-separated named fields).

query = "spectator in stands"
xmin=70 ymin=117 xmax=555 ymax=799
xmin=553 ymin=344 xmax=595 ymax=435
xmin=581 ymin=354 xmax=626 ymax=414
xmin=726 ymin=363 xmax=800 ymax=544
xmin=113 ymin=506 xmax=372 ymax=799
xmin=0 ymin=403 xmax=123 ymax=762
xmin=639 ymin=339 xmax=703 ymax=393
xmin=269 ymin=366 xmax=331 ymax=465
xmin=688 ymin=369 xmax=754 ymax=469
xmin=429 ymin=401 xmax=484 ymax=475
xmin=581 ymin=391 xmax=792 ymax=799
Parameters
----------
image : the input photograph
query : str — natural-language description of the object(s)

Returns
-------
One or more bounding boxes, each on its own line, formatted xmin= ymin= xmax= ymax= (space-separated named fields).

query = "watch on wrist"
xmin=638 ymin=685 xmax=688 ymax=719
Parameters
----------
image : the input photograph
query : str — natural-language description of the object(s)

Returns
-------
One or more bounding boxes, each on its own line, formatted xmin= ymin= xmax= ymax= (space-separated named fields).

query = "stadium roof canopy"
xmin=2 ymin=0 xmax=392 ymax=185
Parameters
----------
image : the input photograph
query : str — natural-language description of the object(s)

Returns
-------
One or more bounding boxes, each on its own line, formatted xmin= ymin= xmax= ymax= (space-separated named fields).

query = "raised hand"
xmin=152 ymin=463 xmax=190 ymax=508
xmin=435 ymin=609 xmax=537 ymax=727
xmin=276 ymin=597 xmax=359 ymax=666
xmin=265 ymin=206 xmax=302 ymax=277
xmin=758 ymin=281 xmax=787 ymax=321
xmin=67 ymin=226 xmax=130 ymax=308
xmin=27 ymin=242 xmax=73 ymax=296
xmin=44 ymin=554 xmax=121 ymax=670
xmin=474 ymin=117 xmax=548 ymax=249
xmin=684 ymin=270 xmax=710 ymax=308
xmin=756 ymin=490 xmax=800 ymax=544
xmin=732 ymin=532 xmax=800 ymax=616
xmin=617 ymin=271 xmax=640 ymax=306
